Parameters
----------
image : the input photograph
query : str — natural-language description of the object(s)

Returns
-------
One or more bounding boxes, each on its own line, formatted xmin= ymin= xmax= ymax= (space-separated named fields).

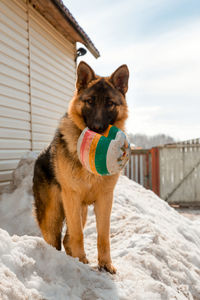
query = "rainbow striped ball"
xmin=77 ymin=125 xmax=131 ymax=176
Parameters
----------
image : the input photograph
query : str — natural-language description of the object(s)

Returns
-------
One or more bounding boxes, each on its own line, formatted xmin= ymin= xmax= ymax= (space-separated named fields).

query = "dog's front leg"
xmin=62 ymin=188 xmax=88 ymax=264
xmin=94 ymin=192 xmax=116 ymax=274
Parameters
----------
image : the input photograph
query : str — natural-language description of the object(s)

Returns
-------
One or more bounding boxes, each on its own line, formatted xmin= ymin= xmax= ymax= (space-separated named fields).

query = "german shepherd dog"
xmin=33 ymin=61 xmax=129 ymax=274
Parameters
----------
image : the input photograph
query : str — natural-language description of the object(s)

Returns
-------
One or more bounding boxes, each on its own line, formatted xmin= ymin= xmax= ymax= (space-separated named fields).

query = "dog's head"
xmin=69 ymin=61 xmax=129 ymax=133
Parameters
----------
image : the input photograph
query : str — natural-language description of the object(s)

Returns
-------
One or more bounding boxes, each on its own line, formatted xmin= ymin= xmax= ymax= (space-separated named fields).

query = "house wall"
xmin=0 ymin=0 xmax=76 ymax=190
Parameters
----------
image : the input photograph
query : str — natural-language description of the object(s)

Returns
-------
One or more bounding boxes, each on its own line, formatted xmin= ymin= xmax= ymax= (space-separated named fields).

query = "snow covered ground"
xmin=0 ymin=153 xmax=200 ymax=300
xmin=177 ymin=209 xmax=200 ymax=221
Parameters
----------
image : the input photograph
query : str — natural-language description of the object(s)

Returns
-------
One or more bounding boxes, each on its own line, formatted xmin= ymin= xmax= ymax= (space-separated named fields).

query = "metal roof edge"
xmin=51 ymin=0 xmax=100 ymax=58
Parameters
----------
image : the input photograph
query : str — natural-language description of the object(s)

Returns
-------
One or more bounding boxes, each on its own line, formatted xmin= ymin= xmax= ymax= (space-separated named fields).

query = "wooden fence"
xmin=124 ymin=149 xmax=150 ymax=189
xmin=124 ymin=138 xmax=200 ymax=207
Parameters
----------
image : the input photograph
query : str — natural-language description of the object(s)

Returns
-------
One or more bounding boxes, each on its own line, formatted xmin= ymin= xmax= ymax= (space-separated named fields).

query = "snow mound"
xmin=0 ymin=229 xmax=118 ymax=300
xmin=0 ymin=153 xmax=200 ymax=300
xmin=0 ymin=152 xmax=39 ymax=236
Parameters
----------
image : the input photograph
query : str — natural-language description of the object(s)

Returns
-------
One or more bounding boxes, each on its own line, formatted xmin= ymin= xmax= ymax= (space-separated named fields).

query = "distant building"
xmin=0 ymin=0 xmax=100 ymax=190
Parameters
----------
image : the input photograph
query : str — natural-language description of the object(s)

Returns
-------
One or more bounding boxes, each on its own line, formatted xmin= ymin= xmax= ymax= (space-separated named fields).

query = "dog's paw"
xmin=79 ymin=256 xmax=89 ymax=264
xmin=98 ymin=263 xmax=117 ymax=274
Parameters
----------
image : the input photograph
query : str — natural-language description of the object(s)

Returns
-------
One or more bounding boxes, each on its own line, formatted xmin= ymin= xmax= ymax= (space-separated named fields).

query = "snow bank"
xmin=0 ymin=229 xmax=118 ymax=300
xmin=0 ymin=153 xmax=200 ymax=300
xmin=0 ymin=152 xmax=39 ymax=236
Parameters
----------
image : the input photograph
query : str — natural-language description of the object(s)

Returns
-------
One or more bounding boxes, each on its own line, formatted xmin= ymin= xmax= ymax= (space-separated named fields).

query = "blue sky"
xmin=64 ymin=0 xmax=200 ymax=141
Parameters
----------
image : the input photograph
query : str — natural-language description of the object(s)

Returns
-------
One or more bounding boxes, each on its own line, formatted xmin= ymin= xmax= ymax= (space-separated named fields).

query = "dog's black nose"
xmin=91 ymin=123 xmax=107 ymax=133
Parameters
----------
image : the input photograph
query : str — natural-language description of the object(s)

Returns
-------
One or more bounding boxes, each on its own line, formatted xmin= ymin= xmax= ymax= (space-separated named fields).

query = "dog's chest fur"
xmin=51 ymin=115 xmax=118 ymax=204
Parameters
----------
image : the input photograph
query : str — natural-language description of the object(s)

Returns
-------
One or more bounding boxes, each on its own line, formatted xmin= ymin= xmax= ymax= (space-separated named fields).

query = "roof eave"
xmin=51 ymin=0 xmax=100 ymax=58
xmin=29 ymin=0 xmax=100 ymax=59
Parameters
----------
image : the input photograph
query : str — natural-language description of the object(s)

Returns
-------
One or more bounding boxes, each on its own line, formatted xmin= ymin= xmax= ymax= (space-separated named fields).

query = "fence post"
xmin=151 ymin=147 xmax=160 ymax=196
xmin=145 ymin=152 xmax=150 ymax=189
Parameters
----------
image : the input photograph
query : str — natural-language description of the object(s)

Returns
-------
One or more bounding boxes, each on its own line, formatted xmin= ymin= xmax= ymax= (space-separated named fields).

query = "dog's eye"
xmin=107 ymin=100 xmax=116 ymax=107
xmin=85 ymin=99 xmax=94 ymax=105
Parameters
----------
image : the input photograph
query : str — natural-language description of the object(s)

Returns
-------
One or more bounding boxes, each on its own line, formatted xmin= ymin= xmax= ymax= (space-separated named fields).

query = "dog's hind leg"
xmin=34 ymin=183 xmax=65 ymax=250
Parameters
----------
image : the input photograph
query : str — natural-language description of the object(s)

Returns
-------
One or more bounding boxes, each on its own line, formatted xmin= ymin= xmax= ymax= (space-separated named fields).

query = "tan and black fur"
xmin=33 ymin=61 xmax=129 ymax=274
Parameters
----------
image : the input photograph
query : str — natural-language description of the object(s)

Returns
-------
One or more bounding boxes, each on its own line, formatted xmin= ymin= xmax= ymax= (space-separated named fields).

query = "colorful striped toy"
xmin=77 ymin=125 xmax=131 ymax=176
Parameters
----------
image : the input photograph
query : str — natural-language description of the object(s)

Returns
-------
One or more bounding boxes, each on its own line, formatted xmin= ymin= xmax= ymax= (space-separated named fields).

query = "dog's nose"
xmin=92 ymin=123 xmax=106 ymax=133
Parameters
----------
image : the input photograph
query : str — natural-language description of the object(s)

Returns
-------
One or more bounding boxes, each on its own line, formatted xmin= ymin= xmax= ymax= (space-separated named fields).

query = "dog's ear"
xmin=76 ymin=61 xmax=95 ymax=91
xmin=110 ymin=65 xmax=129 ymax=95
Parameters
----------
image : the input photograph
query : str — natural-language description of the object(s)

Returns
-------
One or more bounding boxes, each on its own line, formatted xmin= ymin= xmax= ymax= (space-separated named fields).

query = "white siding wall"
xmin=0 ymin=0 xmax=30 ymax=189
xmin=29 ymin=6 xmax=76 ymax=151
xmin=0 ymin=0 xmax=76 ymax=190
